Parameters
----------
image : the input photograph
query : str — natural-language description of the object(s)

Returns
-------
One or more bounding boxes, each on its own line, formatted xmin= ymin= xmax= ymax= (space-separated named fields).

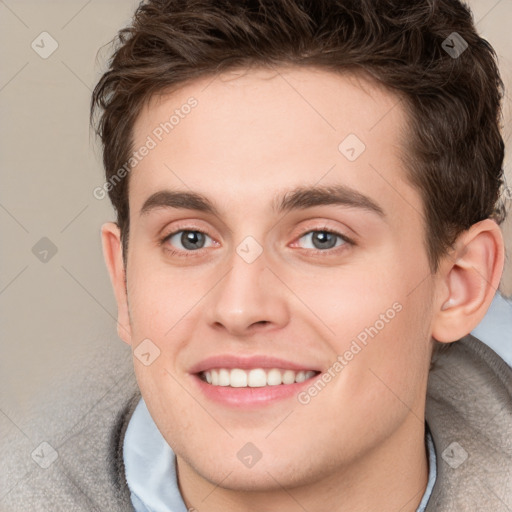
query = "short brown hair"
xmin=91 ymin=0 xmax=506 ymax=270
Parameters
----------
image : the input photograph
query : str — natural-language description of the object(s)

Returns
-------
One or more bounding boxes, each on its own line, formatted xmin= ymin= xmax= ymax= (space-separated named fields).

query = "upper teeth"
xmin=202 ymin=368 xmax=317 ymax=387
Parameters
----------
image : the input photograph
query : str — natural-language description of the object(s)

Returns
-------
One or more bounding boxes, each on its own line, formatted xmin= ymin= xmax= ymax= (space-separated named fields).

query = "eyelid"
xmin=159 ymin=219 xmax=217 ymax=240
xmin=297 ymin=229 xmax=351 ymax=243
xmin=290 ymin=227 xmax=354 ymax=253
xmin=290 ymin=220 xmax=355 ymax=244
xmin=159 ymin=222 xmax=355 ymax=256
xmin=159 ymin=224 xmax=218 ymax=252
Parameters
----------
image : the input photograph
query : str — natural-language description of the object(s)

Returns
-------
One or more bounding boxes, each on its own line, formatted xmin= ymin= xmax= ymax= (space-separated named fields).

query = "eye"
xmin=162 ymin=229 xmax=215 ymax=253
xmin=296 ymin=229 xmax=350 ymax=251
xmin=160 ymin=226 xmax=353 ymax=258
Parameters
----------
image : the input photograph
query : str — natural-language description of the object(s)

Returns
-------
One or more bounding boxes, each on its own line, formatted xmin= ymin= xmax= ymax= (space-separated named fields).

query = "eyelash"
xmin=159 ymin=226 xmax=354 ymax=259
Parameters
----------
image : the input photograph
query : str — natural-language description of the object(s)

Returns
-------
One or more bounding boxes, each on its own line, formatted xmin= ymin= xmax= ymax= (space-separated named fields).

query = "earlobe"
xmin=431 ymin=219 xmax=504 ymax=343
xmin=100 ymin=222 xmax=132 ymax=345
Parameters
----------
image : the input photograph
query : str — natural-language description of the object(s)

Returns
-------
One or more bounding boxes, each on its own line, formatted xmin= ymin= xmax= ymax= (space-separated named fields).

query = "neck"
xmin=176 ymin=414 xmax=429 ymax=512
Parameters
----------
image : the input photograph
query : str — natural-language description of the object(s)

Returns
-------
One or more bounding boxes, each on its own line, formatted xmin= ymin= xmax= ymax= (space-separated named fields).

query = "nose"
xmin=205 ymin=242 xmax=290 ymax=337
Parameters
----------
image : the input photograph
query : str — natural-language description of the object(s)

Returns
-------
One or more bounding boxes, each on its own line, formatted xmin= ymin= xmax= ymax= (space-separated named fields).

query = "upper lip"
xmin=189 ymin=355 xmax=322 ymax=374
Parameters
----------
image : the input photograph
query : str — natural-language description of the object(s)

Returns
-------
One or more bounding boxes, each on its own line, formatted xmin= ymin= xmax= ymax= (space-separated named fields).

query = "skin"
xmin=101 ymin=66 xmax=504 ymax=512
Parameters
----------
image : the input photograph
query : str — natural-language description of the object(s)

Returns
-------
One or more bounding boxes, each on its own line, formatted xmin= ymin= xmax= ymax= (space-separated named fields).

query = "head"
xmin=92 ymin=0 xmax=505 ymax=499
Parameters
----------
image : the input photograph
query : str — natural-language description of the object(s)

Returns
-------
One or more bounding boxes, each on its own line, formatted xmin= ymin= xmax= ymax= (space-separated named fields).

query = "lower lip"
xmin=191 ymin=374 xmax=318 ymax=407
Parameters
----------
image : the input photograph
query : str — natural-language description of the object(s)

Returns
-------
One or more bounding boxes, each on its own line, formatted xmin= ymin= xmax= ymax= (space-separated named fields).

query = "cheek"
xmin=126 ymin=256 xmax=209 ymax=338
xmin=292 ymin=261 xmax=404 ymax=341
xmin=342 ymin=292 xmax=432 ymax=421
xmin=302 ymin=257 xmax=433 ymax=399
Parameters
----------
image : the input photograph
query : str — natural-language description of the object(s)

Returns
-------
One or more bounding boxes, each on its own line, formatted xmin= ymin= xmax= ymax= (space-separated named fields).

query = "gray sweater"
xmin=2 ymin=335 xmax=511 ymax=511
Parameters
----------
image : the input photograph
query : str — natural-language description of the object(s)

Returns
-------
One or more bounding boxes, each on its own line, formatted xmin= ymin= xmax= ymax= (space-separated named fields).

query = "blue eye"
xmin=297 ymin=230 xmax=348 ymax=251
xmin=160 ymin=227 xmax=353 ymax=259
xmin=163 ymin=230 xmax=214 ymax=252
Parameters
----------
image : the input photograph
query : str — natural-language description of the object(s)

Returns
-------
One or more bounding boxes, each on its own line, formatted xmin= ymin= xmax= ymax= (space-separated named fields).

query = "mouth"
xmin=189 ymin=356 xmax=323 ymax=407
xmin=198 ymin=367 xmax=320 ymax=387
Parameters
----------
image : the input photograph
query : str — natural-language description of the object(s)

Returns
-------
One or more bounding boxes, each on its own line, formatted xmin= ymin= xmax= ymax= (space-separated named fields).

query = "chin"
xmin=181 ymin=447 xmax=326 ymax=493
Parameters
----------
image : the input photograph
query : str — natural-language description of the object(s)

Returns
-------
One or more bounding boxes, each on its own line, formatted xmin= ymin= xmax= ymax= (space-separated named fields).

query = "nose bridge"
xmin=206 ymin=236 xmax=288 ymax=335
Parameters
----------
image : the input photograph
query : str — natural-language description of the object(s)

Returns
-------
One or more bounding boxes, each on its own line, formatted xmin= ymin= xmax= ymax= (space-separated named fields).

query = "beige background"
xmin=0 ymin=0 xmax=511 ymax=501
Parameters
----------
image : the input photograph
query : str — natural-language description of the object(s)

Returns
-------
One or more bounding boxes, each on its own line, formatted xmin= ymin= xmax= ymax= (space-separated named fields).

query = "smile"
xmin=200 ymin=368 xmax=319 ymax=387
xmin=190 ymin=354 xmax=323 ymax=406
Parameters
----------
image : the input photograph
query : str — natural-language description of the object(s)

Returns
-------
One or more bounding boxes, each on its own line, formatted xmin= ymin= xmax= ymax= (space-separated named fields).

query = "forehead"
xmin=129 ymin=65 xmax=420 ymax=222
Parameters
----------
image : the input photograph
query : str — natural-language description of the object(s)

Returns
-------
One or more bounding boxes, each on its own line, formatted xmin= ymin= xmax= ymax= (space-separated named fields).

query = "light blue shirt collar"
xmin=123 ymin=399 xmax=188 ymax=512
xmin=124 ymin=398 xmax=437 ymax=512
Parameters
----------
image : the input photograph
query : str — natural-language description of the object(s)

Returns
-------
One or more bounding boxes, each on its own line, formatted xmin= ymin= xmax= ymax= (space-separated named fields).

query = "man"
xmin=13 ymin=0 xmax=512 ymax=510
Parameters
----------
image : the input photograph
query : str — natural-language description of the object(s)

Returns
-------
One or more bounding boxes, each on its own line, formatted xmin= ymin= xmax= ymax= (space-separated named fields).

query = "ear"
xmin=101 ymin=222 xmax=132 ymax=345
xmin=431 ymin=219 xmax=505 ymax=343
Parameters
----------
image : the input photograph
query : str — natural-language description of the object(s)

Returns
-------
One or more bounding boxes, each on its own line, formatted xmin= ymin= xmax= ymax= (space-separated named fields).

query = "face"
xmin=118 ymin=67 xmax=436 ymax=491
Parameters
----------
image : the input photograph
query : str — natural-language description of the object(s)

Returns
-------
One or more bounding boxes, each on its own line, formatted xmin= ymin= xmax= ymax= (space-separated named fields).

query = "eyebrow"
xmin=139 ymin=184 xmax=385 ymax=218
